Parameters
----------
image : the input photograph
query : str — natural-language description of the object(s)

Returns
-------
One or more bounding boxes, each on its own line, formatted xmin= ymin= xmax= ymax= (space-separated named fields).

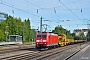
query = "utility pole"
xmin=40 ymin=17 xmax=42 ymax=33
xmin=22 ymin=26 xmax=25 ymax=43
xmin=6 ymin=26 xmax=9 ymax=42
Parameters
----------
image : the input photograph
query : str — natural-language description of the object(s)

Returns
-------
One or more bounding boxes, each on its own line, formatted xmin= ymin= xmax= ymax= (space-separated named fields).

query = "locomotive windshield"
xmin=37 ymin=35 xmax=46 ymax=38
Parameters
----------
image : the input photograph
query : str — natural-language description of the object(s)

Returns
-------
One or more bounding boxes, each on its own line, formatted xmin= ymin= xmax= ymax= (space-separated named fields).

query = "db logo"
xmin=41 ymin=39 xmax=42 ymax=42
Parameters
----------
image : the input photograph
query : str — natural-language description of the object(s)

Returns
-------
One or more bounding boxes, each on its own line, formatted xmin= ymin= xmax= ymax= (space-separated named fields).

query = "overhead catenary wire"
xmin=72 ymin=1 xmax=85 ymax=23
xmin=73 ymin=0 xmax=85 ymax=21
xmin=24 ymin=0 xmax=44 ymax=10
xmin=0 ymin=1 xmax=40 ymax=17
xmin=24 ymin=0 xmax=59 ymax=18
xmin=80 ymin=0 xmax=85 ymax=20
xmin=73 ymin=2 xmax=80 ymax=10
xmin=24 ymin=0 xmax=81 ymax=20
xmin=55 ymin=0 xmax=80 ymax=9
xmin=24 ymin=0 xmax=80 ymax=10
xmin=24 ymin=0 xmax=60 ymax=20
xmin=24 ymin=0 xmax=81 ymax=14
xmin=0 ymin=0 xmax=86 ymax=24
xmin=58 ymin=0 xmax=83 ymax=22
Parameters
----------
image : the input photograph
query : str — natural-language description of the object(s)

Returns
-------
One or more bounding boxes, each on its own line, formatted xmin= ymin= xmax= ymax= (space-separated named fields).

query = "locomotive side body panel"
xmin=48 ymin=35 xmax=58 ymax=46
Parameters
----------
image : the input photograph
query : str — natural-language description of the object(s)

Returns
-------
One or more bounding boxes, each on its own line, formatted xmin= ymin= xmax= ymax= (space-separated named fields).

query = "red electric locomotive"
xmin=36 ymin=32 xmax=58 ymax=50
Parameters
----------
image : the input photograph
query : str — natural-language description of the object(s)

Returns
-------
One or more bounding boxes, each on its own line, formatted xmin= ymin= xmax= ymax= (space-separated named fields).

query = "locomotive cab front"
xmin=36 ymin=34 xmax=48 ymax=50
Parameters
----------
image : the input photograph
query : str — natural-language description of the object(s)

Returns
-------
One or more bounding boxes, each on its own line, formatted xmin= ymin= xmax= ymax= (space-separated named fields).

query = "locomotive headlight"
xmin=37 ymin=43 xmax=38 ymax=44
xmin=43 ymin=40 xmax=46 ymax=42
xmin=44 ymin=43 xmax=46 ymax=44
xmin=36 ymin=40 xmax=40 ymax=42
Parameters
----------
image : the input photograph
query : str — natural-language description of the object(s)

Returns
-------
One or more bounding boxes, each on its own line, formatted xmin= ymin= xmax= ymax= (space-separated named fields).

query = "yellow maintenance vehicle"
xmin=58 ymin=34 xmax=67 ymax=46
xmin=58 ymin=34 xmax=86 ymax=47
xmin=67 ymin=39 xmax=75 ymax=45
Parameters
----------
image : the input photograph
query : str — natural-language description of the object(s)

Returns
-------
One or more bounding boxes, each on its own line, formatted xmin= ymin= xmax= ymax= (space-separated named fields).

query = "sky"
xmin=0 ymin=0 xmax=90 ymax=33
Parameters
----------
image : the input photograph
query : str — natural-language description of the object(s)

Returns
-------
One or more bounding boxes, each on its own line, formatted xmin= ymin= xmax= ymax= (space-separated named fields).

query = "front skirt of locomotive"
xmin=36 ymin=44 xmax=47 ymax=50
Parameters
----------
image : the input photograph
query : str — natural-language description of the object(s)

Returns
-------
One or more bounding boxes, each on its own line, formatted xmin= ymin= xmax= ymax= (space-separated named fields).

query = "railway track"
xmin=0 ymin=43 xmax=87 ymax=60
xmin=0 ymin=44 xmax=35 ymax=54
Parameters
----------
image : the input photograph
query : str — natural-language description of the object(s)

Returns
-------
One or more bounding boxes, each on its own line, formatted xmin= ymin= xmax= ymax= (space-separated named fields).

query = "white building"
xmin=73 ymin=29 xmax=89 ymax=36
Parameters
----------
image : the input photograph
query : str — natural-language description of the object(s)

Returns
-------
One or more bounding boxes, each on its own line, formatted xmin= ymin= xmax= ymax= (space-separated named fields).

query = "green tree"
xmin=74 ymin=36 xmax=81 ymax=40
xmin=52 ymin=25 xmax=73 ymax=39
xmin=0 ymin=21 xmax=8 ymax=42
xmin=24 ymin=18 xmax=31 ymax=42
xmin=0 ymin=15 xmax=36 ymax=43
xmin=0 ymin=30 xmax=6 ymax=42
xmin=80 ymin=32 xmax=86 ymax=40
xmin=87 ymin=30 xmax=90 ymax=42
xmin=52 ymin=25 xmax=65 ymax=34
